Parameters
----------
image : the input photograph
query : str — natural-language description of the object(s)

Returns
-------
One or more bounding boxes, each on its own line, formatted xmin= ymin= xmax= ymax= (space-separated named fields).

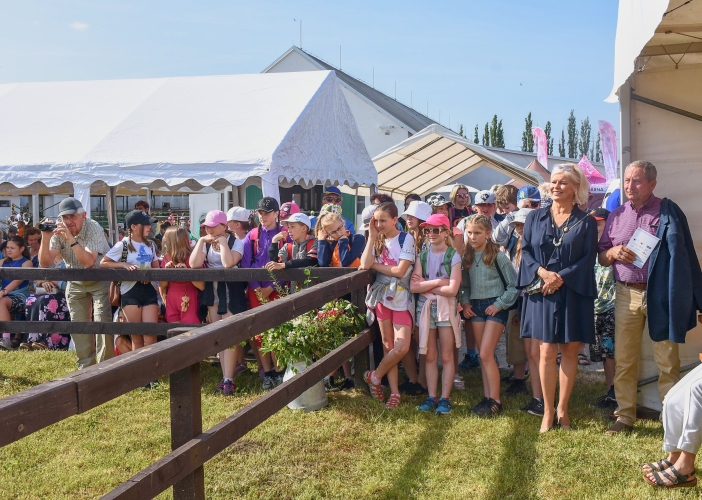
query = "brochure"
xmin=626 ymin=228 xmax=661 ymax=269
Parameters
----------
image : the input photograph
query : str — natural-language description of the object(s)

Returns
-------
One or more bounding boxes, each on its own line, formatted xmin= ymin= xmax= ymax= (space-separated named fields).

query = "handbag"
xmin=109 ymin=241 xmax=129 ymax=307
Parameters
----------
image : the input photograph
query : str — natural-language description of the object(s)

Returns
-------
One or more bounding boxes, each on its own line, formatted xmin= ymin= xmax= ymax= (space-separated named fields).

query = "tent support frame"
xmin=631 ymin=91 xmax=702 ymax=123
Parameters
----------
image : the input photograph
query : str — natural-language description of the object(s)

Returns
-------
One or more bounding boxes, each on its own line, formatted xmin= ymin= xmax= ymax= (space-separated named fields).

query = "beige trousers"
xmin=66 ymin=280 xmax=114 ymax=370
xmin=613 ymin=283 xmax=680 ymax=426
xmin=505 ymin=309 xmax=527 ymax=366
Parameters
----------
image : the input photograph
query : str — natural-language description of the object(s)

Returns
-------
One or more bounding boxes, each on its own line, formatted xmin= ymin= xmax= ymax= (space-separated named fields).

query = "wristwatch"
xmin=70 ymin=241 xmax=79 ymax=248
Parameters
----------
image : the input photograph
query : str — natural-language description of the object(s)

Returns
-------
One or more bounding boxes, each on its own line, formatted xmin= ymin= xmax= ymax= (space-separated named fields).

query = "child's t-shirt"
xmin=202 ymin=237 xmax=244 ymax=269
xmin=372 ymin=232 xmax=415 ymax=311
xmin=417 ymin=247 xmax=461 ymax=306
xmin=105 ymin=238 xmax=158 ymax=294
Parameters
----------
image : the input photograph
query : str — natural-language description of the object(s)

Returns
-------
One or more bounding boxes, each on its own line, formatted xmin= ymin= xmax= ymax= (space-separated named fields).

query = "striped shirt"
xmin=598 ymin=195 xmax=661 ymax=283
xmin=50 ymin=218 xmax=111 ymax=269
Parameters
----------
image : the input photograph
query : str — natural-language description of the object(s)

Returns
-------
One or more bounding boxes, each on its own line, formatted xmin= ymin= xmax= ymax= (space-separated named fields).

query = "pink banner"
xmin=598 ymin=120 xmax=618 ymax=182
xmin=531 ymin=127 xmax=548 ymax=169
xmin=578 ymin=155 xmax=607 ymax=186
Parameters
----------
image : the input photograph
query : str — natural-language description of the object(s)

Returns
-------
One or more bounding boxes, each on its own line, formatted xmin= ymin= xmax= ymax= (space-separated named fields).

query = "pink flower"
xmin=46 ymin=299 xmax=59 ymax=313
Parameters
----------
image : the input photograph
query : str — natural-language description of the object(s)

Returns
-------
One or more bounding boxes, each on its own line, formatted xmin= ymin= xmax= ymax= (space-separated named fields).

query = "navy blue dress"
xmin=518 ymin=206 xmax=597 ymax=344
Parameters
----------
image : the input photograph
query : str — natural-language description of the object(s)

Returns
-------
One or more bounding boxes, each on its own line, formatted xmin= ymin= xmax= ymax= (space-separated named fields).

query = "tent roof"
xmin=0 ymin=70 xmax=376 ymax=196
xmin=372 ymin=124 xmax=541 ymax=197
xmin=506 ymin=159 xmax=551 ymax=188
xmin=607 ymin=0 xmax=702 ymax=101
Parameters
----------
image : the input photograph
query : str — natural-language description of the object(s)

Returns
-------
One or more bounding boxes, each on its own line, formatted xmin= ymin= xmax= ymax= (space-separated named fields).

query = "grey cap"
xmin=58 ymin=197 xmax=83 ymax=217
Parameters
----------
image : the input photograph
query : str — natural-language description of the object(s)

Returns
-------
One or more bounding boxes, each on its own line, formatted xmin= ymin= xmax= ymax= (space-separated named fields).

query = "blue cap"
xmin=324 ymin=186 xmax=342 ymax=196
xmin=517 ymin=186 xmax=541 ymax=201
xmin=605 ymin=188 xmax=621 ymax=211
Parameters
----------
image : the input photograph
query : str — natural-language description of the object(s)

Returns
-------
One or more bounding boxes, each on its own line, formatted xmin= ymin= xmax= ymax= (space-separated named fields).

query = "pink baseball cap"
xmin=280 ymin=202 xmax=301 ymax=220
xmin=203 ymin=210 xmax=227 ymax=227
xmin=419 ymin=213 xmax=451 ymax=228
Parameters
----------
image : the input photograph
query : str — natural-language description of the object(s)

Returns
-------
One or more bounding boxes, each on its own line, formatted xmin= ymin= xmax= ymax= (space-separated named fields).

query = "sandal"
xmin=578 ymin=353 xmax=590 ymax=366
xmin=645 ymin=465 xmax=697 ymax=488
xmin=363 ymin=371 xmax=385 ymax=402
xmin=385 ymin=393 xmax=401 ymax=410
xmin=641 ymin=458 xmax=673 ymax=474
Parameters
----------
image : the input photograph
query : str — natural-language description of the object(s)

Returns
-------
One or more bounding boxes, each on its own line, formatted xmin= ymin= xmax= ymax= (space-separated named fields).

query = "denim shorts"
xmin=469 ymin=297 xmax=509 ymax=325
xmin=121 ymin=282 xmax=158 ymax=308
xmin=416 ymin=300 xmax=451 ymax=329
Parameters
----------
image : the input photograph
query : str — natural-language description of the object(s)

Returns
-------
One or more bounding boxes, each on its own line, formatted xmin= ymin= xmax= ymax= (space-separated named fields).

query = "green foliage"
xmin=473 ymin=124 xmax=479 ymax=144
xmin=489 ymin=115 xmax=498 ymax=147
xmin=260 ymin=299 xmax=365 ymax=372
xmin=567 ymin=110 xmax=578 ymax=159
xmin=558 ymin=128 xmax=566 ymax=157
xmin=521 ymin=112 xmax=534 ymax=152
xmin=545 ymin=121 xmax=554 ymax=155
xmin=458 ymin=124 xmax=464 ymax=137
xmin=579 ymin=117 xmax=591 ymax=158
xmin=495 ymin=119 xmax=505 ymax=148
xmin=595 ymin=132 xmax=602 ymax=162
xmin=482 ymin=122 xmax=489 ymax=146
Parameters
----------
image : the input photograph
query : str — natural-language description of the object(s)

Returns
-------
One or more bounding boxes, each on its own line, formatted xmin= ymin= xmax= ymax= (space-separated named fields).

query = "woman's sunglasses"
xmin=455 ymin=193 xmax=470 ymax=199
xmin=422 ymin=227 xmax=446 ymax=235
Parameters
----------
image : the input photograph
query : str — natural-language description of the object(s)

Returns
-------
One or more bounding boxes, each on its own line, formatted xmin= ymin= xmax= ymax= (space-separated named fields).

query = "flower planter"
xmin=283 ymin=360 xmax=328 ymax=412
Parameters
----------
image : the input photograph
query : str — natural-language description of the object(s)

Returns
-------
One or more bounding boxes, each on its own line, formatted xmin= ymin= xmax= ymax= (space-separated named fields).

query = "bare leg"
xmin=374 ymin=321 xmax=412 ymax=396
xmin=557 ymin=342 xmax=580 ymax=427
xmin=424 ymin=329 xmax=439 ymax=397
xmin=472 ymin=321 xmax=490 ymax=396
xmin=439 ymin=326 xmax=456 ymax=399
xmin=477 ymin=320 xmax=505 ymax=402
xmin=342 ymin=360 xmax=352 ymax=378
xmin=539 ymin=342 xmax=559 ymax=431
xmin=418 ymin=355 xmax=427 ymax=388
xmin=525 ymin=338 xmax=543 ymax=399
xmin=513 ymin=362 xmax=527 ymax=379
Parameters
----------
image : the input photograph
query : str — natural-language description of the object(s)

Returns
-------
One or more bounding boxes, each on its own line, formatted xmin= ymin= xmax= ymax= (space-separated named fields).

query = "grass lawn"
xmin=0 ymin=350 xmax=694 ymax=499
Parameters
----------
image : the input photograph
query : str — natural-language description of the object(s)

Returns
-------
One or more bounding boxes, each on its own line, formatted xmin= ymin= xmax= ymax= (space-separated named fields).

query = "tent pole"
xmin=106 ymin=186 xmax=118 ymax=245
xmin=31 ymin=194 xmax=40 ymax=226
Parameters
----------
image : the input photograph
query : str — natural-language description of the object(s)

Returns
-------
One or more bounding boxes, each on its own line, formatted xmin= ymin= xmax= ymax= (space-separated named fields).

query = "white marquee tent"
xmin=0 ymin=70 xmax=376 ymax=225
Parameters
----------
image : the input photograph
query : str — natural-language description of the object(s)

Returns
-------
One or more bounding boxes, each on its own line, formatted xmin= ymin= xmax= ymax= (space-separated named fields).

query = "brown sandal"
xmin=645 ymin=465 xmax=697 ymax=489
xmin=385 ymin=393 xmax=401 ymax=410
xmin=641 ymin=458 xmax=673 ymax=474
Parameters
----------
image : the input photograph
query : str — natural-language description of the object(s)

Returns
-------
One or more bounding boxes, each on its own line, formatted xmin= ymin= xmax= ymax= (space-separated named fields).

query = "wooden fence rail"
xmin=0 ymin=270 xmax=372 ymax=448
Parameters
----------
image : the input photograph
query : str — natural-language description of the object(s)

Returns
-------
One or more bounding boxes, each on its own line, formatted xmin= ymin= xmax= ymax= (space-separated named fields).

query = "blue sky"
xmin=0 ymin=0 xmax=620 ymax=152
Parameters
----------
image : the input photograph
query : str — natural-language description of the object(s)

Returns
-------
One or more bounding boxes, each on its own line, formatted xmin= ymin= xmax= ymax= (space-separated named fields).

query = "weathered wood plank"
xmin=0 ymin=321 xmax=202 ymax=335
xmin=102 ymin=328 xmax=375 ymax=500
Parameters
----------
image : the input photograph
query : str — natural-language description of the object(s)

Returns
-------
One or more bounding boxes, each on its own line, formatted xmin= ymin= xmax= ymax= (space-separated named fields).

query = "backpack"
xmin=494 ymin=255 xmax=518 ymax=311
xmin=419 ymin=246 xmax=457 ymax=280
xmin=285 ymin=238 xmax=315 ymax=262
xmin=108 ymin=240 xmax=129 ymax=307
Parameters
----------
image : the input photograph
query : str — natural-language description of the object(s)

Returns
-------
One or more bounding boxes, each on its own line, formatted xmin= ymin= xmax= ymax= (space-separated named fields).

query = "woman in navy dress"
xmin=518 ymin=164 xmax=597 ymax=433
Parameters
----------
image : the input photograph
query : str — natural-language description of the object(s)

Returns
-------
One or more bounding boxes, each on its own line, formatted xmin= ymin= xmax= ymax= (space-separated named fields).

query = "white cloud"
xmin=70 ymin=21 xmax=89 ymax=31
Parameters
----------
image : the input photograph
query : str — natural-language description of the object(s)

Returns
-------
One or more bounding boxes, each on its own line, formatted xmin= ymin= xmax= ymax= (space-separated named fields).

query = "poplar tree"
xmin=474 ymin=124 xmax=479 ymax=144
xmin=458 ymin=124 xmax=464 ymax=137
xmin=567 ymin=110 xmax=577 ymax=158
xmin=489 ymin=115 xmax=498 ymax=147
xmin=482 ymin=123 xmax=489 ymax=146
xmin=521 ymin=112 xmax=534 ymax=152
xmin=595 ymin=132 xmax=602 ymax=162
xmin=558 ymin=128 xmax=566 ymax=157
xmin=495 ymin=119 xmax=505 ymax=148
xmin=579 ymin=117 xmax=591 ymax=158
xmin=545 ymin=121 xmax=554 ymax=156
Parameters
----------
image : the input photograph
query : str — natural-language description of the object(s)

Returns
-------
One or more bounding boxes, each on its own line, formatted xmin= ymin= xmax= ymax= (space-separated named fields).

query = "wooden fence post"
xmin=352 ymin=288 xmax=372 ymax=393
xmin=170 ymin=362 xmax=205 ymax=500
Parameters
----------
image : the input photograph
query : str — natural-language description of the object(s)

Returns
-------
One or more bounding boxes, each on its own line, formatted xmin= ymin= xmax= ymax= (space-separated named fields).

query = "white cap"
xmin=401 ymin=201 xmax=432 ymax=222
xmin=509 ymin=208 xmax=534 ymax=225
xmin=227 ymin=206 xmax=250 ymax=222
xmin=282 ymin=212 xmax=311 ymax=228
xmin=360 ymin=205 xmax=378 ymax=231
xmin=474 ymin=190 xmax=496 ymax=205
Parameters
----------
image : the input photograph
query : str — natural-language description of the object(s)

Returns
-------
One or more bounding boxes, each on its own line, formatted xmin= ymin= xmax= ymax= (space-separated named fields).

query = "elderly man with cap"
xmin=309 ymin=186 xmax=355 ymax=233
xmin=599 ymin=160 xmax=702 ymax=435
xmin=38 ymin=197 xmax=113 ymax=369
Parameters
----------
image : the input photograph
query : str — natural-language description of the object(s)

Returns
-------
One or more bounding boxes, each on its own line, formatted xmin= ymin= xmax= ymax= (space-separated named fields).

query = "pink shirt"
xmin=598 ymin=195 xmax=661 ymax=283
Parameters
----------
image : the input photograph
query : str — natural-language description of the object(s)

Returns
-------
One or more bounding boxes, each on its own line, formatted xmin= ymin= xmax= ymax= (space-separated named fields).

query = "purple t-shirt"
xmin=240 ymin=225 xmax=282 ymax=290
xmin=598 ymin=195 xmax=661 ymax=283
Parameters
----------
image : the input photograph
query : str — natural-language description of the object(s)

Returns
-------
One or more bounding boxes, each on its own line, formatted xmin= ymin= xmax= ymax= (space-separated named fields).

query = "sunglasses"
xmin=323 ymin=196 xmax=342 ymax=203
xmin=455 ymin=193 xmax=470 ymax=199
xmin=553 ymin=164 xmax=575 ymax=172
xmin=422 ymin=227 xmax=446 ymax=235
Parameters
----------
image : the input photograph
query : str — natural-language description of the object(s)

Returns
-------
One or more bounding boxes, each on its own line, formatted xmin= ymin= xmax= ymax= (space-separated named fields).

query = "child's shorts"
xmin=375 ymin=303 xmax=413 ymax=327
xmin=121 ymin=282 xmax=158 ymax=308
xmin=416 ymin=300 xmax=451 ymax=329
xmin=469 ymin=297 xmax=509 ymax=325
xmin=590 ymin=309 xmax=615 ymax=362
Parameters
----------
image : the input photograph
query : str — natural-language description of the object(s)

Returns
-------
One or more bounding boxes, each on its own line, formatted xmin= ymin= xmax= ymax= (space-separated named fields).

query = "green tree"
xmin=489 ymin=115 xmax=498 ymax=147
xmin=482 ymin=122 xmax=489 ymax=146
xmin=474 ymin=124 xmax=479 ymax=144
xmin=545 ymin=121 xmax=554 ymax=156
xmin=558 ymin=128 xmax=566 ymax=157
xmin=458 ymin=124 xmax=464 ymax=137
xmin=595 ymin=132 xmax=602 ymax=162
xmin=579 ymin=117 xmax=591 ymax=158
xmin=521 ymin=112 xmax=534 ymax=152
xmin=495 ymin=119 xmax=505 ymax=148
xmin=567 ymin=110 xmax=578 ymax=158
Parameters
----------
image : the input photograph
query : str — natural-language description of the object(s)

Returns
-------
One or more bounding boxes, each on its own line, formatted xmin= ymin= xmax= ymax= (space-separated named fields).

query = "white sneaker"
xmin=0 ymin=338 xmax=13 ymax=350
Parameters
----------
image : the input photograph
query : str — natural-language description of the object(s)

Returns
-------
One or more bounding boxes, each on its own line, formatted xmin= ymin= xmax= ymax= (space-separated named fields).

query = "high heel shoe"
xmin=539 ymin=414 xmax=560 ymax=434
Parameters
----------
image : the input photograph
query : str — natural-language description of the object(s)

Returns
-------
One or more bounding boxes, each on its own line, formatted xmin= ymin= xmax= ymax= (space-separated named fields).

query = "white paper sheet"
xmin=626 ymin=227 xmax=661 ymax=269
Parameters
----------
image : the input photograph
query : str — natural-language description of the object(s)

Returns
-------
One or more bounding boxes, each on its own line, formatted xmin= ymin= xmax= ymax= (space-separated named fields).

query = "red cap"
xmin=419 ymin=214 xmax=451 ymax=228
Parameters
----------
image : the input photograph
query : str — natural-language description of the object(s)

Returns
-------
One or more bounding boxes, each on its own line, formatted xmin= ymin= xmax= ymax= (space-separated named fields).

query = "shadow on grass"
xmin=484 ymin=415 xmax=539 ymax=500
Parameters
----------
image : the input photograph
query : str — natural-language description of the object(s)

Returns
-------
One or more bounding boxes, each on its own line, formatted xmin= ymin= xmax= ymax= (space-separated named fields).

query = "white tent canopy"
xmin=0 ymin=70 xmax=376 ymax=215
xmin=372 ymin=124 xmax=540 ymax=197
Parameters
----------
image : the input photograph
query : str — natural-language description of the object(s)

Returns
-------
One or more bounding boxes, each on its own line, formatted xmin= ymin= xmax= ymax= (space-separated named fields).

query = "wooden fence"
xmin=0 ymin=267 xmax=374 ymax=499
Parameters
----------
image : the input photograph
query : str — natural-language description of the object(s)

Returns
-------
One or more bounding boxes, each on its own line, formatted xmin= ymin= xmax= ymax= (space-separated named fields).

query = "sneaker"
xmin=221 ymin=379 xmax=236 ymax=396
xmin=142 ymin=381 xmax=159 ymax=390
xmin=400 ymin=381 xmax=427 ymax=396
xmin=214 ymin=379 xmax=226 ymax=394
xmin=324 ymin=377 xmax=339 ymax=392
xmin=474 ymin=398 xmax=503 ymax=417
xmin=0 ymin=338 xmax=13 ymax=350
xmin=274 ymin=373 xmax=285 ymax=387
xmin=521 ymin=398 xmax=545 ymax=416
xmin=593 ymin=386 xmax=618 ymax=409
xmin=458 ymin=353 xmax=480 ymax=371
xmin=505 ymin=379 xmax=528 ymax=396
xmin=471 ymin=397 xmax=490 ymax=414
xmin=262 ymin=375 xmax=275 ymax=391
xmin=19 ymin=342 xmax=33 ymax=351
xmin=31 ymin=341 xmax=48 ymax=350
xmin=417 ymin=396 xmax=438 ymax=412
xmin=453 ymin=374 xmax=465 ymax=390
xmin=234 ymin=363 xmax=248 ymax=376
xmin=339 ymin=378 xmax=355 ymax=391
xmin=435 ymin=398 xmax=452 ymax=415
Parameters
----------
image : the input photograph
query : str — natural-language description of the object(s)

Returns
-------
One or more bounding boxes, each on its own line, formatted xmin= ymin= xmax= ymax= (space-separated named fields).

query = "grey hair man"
xmin=38 ymin=198 xmax=113 ymax=369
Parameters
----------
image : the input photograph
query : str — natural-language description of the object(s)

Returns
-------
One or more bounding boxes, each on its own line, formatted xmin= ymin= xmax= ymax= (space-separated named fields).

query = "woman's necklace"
xmin=550 ymin=211 xmax=573 ymax=248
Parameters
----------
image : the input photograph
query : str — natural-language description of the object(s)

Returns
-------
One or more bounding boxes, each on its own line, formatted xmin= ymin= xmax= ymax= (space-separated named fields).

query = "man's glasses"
xmin=422 ymin=227 xmax=446 ymax=235
xmin=328 ymin=225 xmax=346 ymax=236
